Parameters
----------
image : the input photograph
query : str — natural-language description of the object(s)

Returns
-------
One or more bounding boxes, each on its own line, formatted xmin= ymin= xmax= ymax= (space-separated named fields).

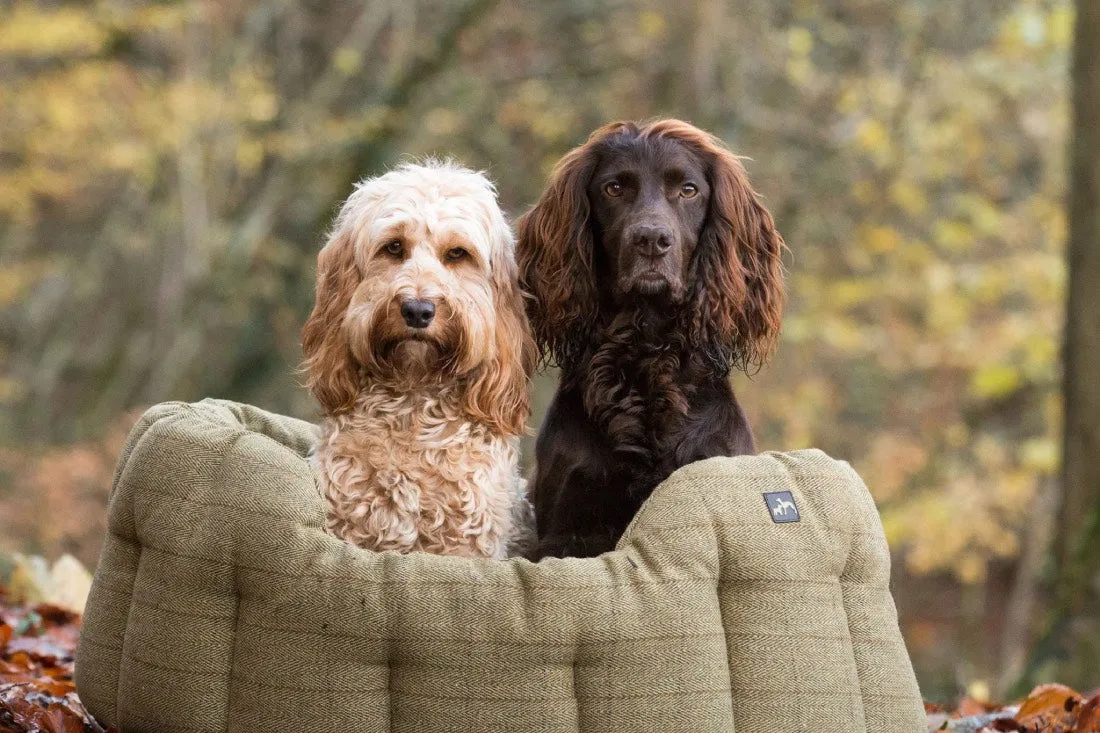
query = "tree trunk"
xmin=1041 ymin=0 xmax=1100 ymax=690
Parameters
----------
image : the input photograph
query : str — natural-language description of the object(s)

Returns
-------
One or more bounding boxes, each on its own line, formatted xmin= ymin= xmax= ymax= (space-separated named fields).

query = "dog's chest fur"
xmin=313 ymin=385 xmax=520 ymax=559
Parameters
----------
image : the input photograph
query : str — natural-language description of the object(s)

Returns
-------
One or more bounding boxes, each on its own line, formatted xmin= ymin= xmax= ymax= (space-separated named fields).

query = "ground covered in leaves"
xmin=0 ymin=590 xmax=109 ymax=733
xmin=0 ymin=585 xmax=1096 ymax=733
xmin=926 ymin=685 xmax=1100 ymax=732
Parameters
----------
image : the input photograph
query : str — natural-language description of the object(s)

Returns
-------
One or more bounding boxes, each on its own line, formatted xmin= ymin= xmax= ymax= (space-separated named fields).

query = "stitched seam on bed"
xmin=390 ymin=688 xmax=733 ymax=702
xmin=118 ymin=543 xmax=720 ymax=585
xmin=727 ymin=688 xmax=906 ymax=698
xmin=689 ymin=474 xmax=738 ymax=731
xmin=216 ymin=433 xmax=242 ymax=733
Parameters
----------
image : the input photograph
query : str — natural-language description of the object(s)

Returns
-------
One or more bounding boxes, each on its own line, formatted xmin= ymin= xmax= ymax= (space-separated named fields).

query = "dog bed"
xmin=75 ymin=399 xmax=925 ymax=733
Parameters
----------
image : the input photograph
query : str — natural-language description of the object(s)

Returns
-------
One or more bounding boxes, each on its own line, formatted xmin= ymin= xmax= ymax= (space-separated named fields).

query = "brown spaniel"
xmin=517 ymin=119 xmax=785 ymax=559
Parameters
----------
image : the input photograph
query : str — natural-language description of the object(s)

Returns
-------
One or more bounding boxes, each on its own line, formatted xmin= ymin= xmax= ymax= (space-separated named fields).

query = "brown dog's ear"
xmin=464 ymin=219 xmax=537 ymax=437
xmin=690 ymin=146 xmax=786 ymax=374
xmin=515 ymin=139 xmax=605 ymax=371
xmin=301 ymin=228 xmax=361 ymax=414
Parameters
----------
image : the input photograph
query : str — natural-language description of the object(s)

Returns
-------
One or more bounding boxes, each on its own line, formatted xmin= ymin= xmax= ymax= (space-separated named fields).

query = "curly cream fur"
xmin=315 ymin=385 xmax=524 ymax=558
xmin=303 ymin=161 xmax=536 ymax=559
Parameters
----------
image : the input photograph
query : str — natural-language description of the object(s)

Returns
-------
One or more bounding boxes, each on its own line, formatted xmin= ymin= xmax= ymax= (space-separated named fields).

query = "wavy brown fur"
xmin=517 ymin=119 xmax=786 ymax=559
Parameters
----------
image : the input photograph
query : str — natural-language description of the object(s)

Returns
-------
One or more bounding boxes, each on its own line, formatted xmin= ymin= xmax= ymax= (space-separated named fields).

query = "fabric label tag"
xmin=763 ymin=491 xmax=800 ymax=523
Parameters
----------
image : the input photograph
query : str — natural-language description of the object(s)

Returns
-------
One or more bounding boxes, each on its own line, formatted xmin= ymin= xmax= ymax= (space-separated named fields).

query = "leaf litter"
xmin=0 ymin=588 xmax=111 ymax=733
xmin=930 ymin=682 xmax=1100 ymax=733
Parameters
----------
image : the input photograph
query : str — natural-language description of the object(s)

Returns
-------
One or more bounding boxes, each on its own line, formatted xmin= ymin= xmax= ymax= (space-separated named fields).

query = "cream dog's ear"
xmin=464 ymin=210 xmax=536 ymax=437
xmin=302 ymin=227 xmax=360 ymax=414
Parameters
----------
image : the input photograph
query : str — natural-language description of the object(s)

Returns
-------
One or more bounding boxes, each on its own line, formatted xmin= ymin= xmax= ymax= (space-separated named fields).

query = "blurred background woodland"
xmin=1 ymin=0 xmax=1098 ymax=702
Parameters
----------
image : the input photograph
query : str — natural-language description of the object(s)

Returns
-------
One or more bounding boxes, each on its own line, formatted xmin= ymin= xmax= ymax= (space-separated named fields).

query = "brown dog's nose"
xmin=631 ymin=226 xmax=672 ymax=257
xmin=400 ymin=298 xmax=436 ymax=329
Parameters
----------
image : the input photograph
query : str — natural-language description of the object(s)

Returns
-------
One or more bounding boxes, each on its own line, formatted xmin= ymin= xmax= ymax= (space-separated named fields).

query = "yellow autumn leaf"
xmin=964 ymin=196 xmax=1002 ymax=236
xmin=933 ymin=219 xmax=974 ymax=252
xmin=132 ymin=4 xmax=192 ymax=32
xmin=333 ymin=47 xmax=362 ymax=75
xmin=828 ymin=279 xmax=874 ymax=307
xmin=837 ymin=86 xmax=860 ymax=114
xmin=970 ymin=363 xmax=1023 ymax=399
xmin=249 ymin=92 xmax=279 ymax=122
xmin=786 ymin=57 xmax=812 ymax=86
xmin=638 ymin=10 xmax=666 ymax=38
xmin=862 ymin=226 xmax=901 ymax=253
xmin=856 ymin=118 xmax=889 ymax=152
xmin=889 ymin=180 xmax=928 ymax=216
xmin=236 ymin=139 xmax=265 ymax=174
xmin=955 ymin=552 xmax=986 ymax=584
xmin=1049 ymin=6 xmax=1074 ymax=49
xmin=0 ymin=5 xmax=108 ymax=57
xmin=788 ymin=27 xmax=813 ymax=56
xmin=0 ymin=376 xmax=23 ymax=403
xmin=1019 ymin=437 xmax=1059 ymax=474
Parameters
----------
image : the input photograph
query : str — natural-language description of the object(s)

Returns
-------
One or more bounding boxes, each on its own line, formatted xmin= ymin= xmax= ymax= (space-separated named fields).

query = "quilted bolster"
xmin=75 ymin=399 xmax=925 ymax=733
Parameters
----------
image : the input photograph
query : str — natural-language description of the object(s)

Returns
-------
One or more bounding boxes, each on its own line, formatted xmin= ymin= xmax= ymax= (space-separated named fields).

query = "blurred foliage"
xmin=0 ymin=0 xmax=1075 ymax=696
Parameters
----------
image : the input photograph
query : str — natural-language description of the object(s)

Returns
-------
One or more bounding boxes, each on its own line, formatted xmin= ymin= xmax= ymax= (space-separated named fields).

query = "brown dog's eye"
xmin=680 ymin=183 xmax=699 ymax=198
xmin=604 ymin=182 xmax=623 ymax=198
xmin=445 ymin=247 xmax=469 ymax=262
xmin=383 ymin=240 xmax=403 ymax=256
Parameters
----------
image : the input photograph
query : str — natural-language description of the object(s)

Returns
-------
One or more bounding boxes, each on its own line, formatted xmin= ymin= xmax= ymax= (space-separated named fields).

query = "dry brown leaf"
xmin=1075 ymin=694 xmax=1100 ymax=733
xmin=1015 ymin=683 xmax=1083 ymax=732
xmin=0 ymin=592 xmax=111 ymax=733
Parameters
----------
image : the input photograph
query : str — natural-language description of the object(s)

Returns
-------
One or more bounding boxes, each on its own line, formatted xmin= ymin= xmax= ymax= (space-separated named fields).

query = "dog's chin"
xmin=619 ymin=272 xmax=683 ymax=303
xmin=390 ymin=335 xmax=440 ymax=360
xmin=375 ymin=335 xmax=452 ymax=381
xmin=633 ymin=274 xmax=670 ymax=296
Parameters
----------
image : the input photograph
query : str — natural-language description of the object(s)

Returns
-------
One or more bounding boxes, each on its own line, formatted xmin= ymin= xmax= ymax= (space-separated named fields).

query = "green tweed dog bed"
xmin=75 ymin=399 xmax=925 ymax=733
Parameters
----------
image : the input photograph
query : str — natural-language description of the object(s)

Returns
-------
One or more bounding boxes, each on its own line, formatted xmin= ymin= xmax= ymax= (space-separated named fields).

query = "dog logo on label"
xmin=772 ymin=498 xmax=795 ymax=517
xmin=763 ymin=491 xmax=800 ymax=523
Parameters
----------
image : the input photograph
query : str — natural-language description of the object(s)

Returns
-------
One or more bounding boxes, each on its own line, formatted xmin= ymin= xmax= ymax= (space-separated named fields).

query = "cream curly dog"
xmin=302 ymin=161 xmax=536 ymax=558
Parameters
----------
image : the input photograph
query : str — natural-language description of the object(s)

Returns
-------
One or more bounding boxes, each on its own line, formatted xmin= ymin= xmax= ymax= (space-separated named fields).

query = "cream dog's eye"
xmin=680 ymin=183 xmax=698 ymax=198
xmin=445 ymin=247 xmax=469 ymax=262
xmin=383 ymin=240 xmax=403 ymax=256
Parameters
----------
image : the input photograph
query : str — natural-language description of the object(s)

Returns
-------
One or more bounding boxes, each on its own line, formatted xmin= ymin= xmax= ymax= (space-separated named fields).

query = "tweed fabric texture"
xmin=75 ymin=399 xmax=925 ymax=733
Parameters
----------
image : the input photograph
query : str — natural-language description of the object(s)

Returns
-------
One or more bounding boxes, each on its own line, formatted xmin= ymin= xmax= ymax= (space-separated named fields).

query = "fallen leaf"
xmin=1 ymin=590 xmax=111 ymax=733
xmin=1015 ymin=683 xmax=1082 ymax=732
xmin=45 ymin=557 xmax=92 ymax=616
xmin=1075 ymin=694 xmax=1100 ymax=733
